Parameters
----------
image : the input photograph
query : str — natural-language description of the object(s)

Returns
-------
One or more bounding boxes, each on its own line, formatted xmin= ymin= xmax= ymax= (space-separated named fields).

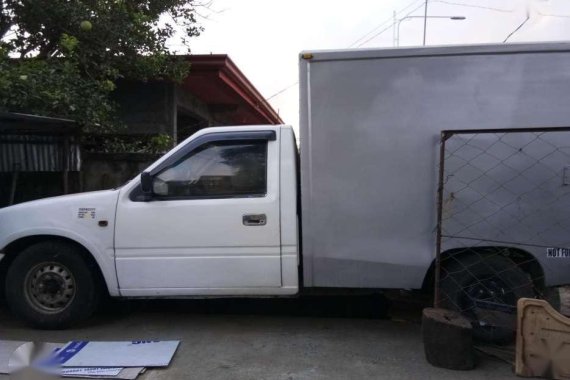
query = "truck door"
xmin=114 ymin=129 xmax=281 ymax=295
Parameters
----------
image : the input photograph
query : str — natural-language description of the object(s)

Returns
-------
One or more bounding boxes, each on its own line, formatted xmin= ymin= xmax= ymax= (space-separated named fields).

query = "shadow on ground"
xmin=0 ymin=289 xmax=429 ymax=330
xmin=91 ymin=292 xmax=429 ymax=328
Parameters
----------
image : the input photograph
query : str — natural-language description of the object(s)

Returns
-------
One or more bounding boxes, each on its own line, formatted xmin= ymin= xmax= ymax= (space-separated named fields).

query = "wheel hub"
xmin=25 ymin=262 xmax=75 ymax=313
xmin=465 ymin=278 xmax=514 ymax=306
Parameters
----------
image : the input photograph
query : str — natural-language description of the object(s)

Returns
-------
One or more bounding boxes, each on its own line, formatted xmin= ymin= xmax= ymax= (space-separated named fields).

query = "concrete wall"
xmin=113 ymin=81 xmax=225 ymax=143
xmin=112 ymin=81 xmax=177 ymax=137
xmin=175 ymin=84 xmax=217 ymax=125
xmin=0 ymin=172 xmax=80 ymax=208
xmin=81 ymin=153 xmax=159 ymax=192
xmin=0 ymin=153 xmax=158 ymax=208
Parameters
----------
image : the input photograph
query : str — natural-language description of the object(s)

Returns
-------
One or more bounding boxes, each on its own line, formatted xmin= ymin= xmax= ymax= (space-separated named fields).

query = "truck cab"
xmin=0 ymin=125 xmax=299 ymax=328
xmin=114 ymin=125 xmax=299 ymax=296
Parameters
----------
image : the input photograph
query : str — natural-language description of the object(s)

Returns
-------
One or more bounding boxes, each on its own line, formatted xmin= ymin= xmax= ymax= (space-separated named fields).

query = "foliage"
xmin=0 ymin=0 xmax=203 ymax=131
xmin=0 ymin=49 xmax=119 ymax=131
xmin=149 ymin=134 xmax=174 ymax=153
xmin=82 ymin=133 xmax=174 ymax=154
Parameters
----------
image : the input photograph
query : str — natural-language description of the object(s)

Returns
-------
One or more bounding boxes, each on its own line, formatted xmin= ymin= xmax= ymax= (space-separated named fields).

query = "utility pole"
xmin=396 ymin=15 xmax=465 ymax=47
xmin=393 ymin=10 xmax=397 ymax=47
xmin=422 ymin=0 xmax=429 ymax=45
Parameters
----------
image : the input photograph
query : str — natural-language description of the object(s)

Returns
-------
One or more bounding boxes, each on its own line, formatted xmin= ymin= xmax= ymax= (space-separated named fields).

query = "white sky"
xmin=169 ymin=0 xmax=570 ymax=129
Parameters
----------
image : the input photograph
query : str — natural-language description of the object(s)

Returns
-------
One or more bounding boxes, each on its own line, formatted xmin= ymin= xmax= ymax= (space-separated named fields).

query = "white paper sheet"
xmin=2 ymin=341 xmax=148 ymax=379
xmin=61 ymin=367 xmax=123 ymax=376
xmin=44 ymin=340 xmax=179 ymax=368
xmin=1 ymin=341 xmax=64 ymax=374
xmin=0 ymin=340 xmax=32 ymax=374
xmin=61 ymin=367 xmax=145 ymax=379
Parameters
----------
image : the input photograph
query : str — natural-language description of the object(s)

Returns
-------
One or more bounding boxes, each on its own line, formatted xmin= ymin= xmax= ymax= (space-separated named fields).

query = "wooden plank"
xmin=516 ymin=298 xmax=570 ymax=379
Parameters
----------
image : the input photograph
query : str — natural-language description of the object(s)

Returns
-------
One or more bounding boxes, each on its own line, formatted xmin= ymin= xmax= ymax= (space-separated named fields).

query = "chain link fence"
xmin=434 ymin=127 xmax=570 ymax=342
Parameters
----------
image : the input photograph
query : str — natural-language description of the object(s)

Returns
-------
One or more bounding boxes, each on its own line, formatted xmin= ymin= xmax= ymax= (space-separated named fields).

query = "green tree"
xmin=0 ymin=0 xmax=203 ymax=130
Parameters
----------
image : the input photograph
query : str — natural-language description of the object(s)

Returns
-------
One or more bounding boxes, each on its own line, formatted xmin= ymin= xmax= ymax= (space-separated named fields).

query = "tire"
xmin=542 ymin=286 xmax=562 ymax=313
xmin=440 ymin=254 xmax=534 ymax=344
xmin=5 ymin=240 xmax=100 ymax=329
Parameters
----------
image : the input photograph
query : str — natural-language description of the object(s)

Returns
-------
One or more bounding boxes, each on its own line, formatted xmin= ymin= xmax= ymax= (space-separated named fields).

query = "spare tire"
xmin=440 ymin=253 xmax=535 ymax=343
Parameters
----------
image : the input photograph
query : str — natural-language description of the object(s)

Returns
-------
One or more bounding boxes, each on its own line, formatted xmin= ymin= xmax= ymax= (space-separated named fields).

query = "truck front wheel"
xmin=5 ymin=240 xmax=100 ymax=329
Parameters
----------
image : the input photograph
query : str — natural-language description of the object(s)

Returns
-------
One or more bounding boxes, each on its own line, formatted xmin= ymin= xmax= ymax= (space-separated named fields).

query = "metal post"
xmin=62 ymin=137 xmax=69 ymax=194
xmin=397 ymin=14 xmax=464 ymax=47
xmin=78 ymin=136 xmax=84 ymax=193
xmin=392 ymin=10 xmax=397 ymax=47
xmin=396 ymin=18 xmax=405 ymax=47
xmin=423 ymin=0 xmax=429 ymax=46
xmin=9 ymin=163 xmax=20 ymax=206
xmin=433 ymin=131 xmax=448 ymax=307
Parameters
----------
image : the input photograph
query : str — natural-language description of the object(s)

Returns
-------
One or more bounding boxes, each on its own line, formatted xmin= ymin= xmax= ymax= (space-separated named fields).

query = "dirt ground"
xmin=0 ymin=293 xmax=521 ymax=380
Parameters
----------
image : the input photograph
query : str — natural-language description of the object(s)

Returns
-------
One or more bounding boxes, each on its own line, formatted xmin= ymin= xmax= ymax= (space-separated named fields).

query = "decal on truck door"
xmin=77 ymin=208 xmax=96 ymax=219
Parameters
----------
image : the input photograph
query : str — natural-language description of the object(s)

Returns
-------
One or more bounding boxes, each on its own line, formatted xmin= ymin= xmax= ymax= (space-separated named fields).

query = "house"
xmin=0 ymin=55 xmax=280 ymax=206
xmin=112 ymin=54 xmax=283 ymax=143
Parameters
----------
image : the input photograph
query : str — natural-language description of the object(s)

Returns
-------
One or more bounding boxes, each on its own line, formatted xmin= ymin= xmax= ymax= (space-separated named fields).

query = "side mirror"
xmin=140 ymin=172 xmax=153 ymax=194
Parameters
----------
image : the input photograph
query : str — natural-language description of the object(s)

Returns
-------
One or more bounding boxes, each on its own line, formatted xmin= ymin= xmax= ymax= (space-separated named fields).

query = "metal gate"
xmin=434 ymin=127 xmax=570 ymax=340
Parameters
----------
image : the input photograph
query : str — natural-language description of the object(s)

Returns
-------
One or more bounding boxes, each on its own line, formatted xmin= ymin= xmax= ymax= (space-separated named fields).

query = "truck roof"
xmin=300 ymin=41 xmax=570 ymax=62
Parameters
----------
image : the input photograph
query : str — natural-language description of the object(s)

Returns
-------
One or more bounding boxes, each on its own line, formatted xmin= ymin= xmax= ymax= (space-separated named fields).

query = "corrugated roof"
xmin=0 ymin=112 xmax=79 ymax=134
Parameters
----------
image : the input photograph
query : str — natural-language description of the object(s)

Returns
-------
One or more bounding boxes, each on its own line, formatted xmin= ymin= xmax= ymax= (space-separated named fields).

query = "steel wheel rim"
xmin=464 ymin=278 xmax=515 ymax=306
xmin=24 ymin=262 xmax=76 ymax=313
xmin=461 ymin=276 xmax=516 ymax=326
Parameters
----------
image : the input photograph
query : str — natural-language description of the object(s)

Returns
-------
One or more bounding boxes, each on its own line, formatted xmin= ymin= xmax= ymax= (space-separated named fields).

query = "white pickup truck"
xmin=2 ymin=43 xmax=570 ymax=330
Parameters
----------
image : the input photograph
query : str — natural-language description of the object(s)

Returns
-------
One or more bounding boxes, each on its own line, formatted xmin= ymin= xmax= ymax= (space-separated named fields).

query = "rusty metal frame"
xmin=434 ymin=131 xmax=450 ymax=307
xmin=433 ymin=126 xmax=570 ymax=308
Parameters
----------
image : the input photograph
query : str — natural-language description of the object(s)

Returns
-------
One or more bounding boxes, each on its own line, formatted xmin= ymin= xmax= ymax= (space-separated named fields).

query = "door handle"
xmin=243 ymin=214 xmax=267 ymax=226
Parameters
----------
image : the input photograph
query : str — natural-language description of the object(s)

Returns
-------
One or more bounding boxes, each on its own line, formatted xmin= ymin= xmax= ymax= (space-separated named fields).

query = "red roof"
xmin=181 ymin=55 xmax=283 ymax=125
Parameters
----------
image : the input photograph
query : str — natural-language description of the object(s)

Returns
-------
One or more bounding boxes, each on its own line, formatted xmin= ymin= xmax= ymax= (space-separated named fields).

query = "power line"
xmin=430 ymin=0 xmax=514 ymax=13
xmin=356 ymin=2 xmax=426 ymax=47
xmin=356 ymin=23 xmax=400 ymax=48
xmin=349 ymin=0 xmax=422 ymax=47
xmin=351 ymin=0 xmax=515 ymax=48
xmin=536 ymin=10 xmax=570 ymax=18
xmin=267 ymin=0 xmax=517 ymax=101
xmin=267 ymin=81 xmax=298 ymax=101
xmin=503 ymin=10 xmax=530 ymax=43
xmin=268 ymin=1 xmax=426 ymax=100
xmin=349 ymin=0 xmax=424 ymax=47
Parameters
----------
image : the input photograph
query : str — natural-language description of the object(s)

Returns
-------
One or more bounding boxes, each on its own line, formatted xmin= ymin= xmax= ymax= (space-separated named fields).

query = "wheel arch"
xmin=421 ymin=246 xmax=545 ymax=292
xmin=1 ymin=234 xmax=116 ymax=298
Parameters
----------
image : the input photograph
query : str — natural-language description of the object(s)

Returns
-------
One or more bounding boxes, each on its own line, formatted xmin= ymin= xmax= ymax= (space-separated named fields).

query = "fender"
xmin=1 ymin=227 xmax=120 ymax=296
xmin=0 ymin=189 xmax=121 ymax=297
xmin=421 ymin=246 xmax=547 ymax=291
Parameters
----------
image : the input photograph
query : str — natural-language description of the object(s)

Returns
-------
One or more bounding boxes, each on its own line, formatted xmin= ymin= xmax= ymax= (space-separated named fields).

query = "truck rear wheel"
xmin=440 ymin=254 xmax=534 ymax=343
xmin=5 ymin=240 xmax=100 ymax=329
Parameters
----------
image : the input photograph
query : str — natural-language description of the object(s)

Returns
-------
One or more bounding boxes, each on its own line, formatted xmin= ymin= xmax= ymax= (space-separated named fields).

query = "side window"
xmin=152 ymin=140 xmax=267 ymax=199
